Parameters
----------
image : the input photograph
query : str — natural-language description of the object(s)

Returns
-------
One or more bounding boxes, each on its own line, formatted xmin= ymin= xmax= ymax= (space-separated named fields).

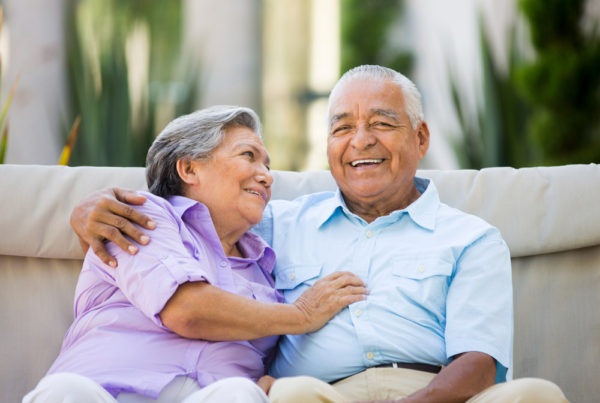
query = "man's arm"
xmin=70 ymin=187 xmax=156 ymax=267
xmin=361 ymin=352 xmax=495 ymax=403
xmin=403 ymin=352 xmax=495 ymax=402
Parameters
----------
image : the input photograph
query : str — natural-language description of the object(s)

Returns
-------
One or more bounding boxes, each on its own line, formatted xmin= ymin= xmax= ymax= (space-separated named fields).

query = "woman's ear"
xmin=176 ymin=159 xmax=200 ymax=185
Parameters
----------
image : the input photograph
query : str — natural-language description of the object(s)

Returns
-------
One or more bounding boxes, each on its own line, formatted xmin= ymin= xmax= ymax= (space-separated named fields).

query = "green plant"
xmin=450 ymin=21 xmax=531 ymax=169
xmin=340 ymin=0 xmax=413 ymax=76
xmin=517 ymin=0 xmax=600 ymax=165
xmin=66 ymin=0 xmax=198 ymax=167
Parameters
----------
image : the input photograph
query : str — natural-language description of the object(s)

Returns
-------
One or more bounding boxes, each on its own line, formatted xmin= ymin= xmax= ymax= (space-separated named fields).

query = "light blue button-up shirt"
xmin=253 ymin=177 xmax=513 ymax=384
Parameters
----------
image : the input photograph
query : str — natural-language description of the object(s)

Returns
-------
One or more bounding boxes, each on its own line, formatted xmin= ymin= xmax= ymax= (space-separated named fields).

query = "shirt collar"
xmin=234 ymin=231 xmax=277 ymax=274
xmin=168 ymin=194 xmax=206 ymax=218
xmin=316 ymin=177 xmax=439 ymax=231
xmin=405 ymin=177 xmax=438 ymax=230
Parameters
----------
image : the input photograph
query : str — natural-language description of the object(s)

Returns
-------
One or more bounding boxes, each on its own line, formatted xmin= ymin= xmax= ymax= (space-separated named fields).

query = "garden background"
xmin=1 ymin=0 xmax=598 ymax=170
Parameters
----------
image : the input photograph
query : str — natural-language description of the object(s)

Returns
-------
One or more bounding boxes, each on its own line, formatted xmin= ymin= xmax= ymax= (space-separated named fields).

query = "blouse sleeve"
xmin=84 ymin=196 xmax=216 ymax=329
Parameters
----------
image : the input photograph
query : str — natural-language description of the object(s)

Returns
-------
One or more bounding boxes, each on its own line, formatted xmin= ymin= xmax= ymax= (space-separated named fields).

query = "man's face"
xmin=327 ymin=78 xmax=429 ymax=210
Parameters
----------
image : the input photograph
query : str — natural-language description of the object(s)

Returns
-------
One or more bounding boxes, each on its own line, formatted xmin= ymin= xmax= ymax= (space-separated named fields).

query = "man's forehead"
xmin=330 ymin=108 xmax=401 ymax=122
xmin=329 ymin=79 xmax=405 ymax=114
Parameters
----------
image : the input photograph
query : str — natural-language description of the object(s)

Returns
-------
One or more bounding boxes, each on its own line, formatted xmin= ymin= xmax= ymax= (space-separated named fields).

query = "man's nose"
xmin=350 ymin=125 xmax=377 ymax=150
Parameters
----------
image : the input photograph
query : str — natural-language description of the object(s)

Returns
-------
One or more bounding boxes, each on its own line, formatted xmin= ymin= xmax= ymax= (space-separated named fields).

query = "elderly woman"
xmin=25 ymin=106 xmax=367 ymax=403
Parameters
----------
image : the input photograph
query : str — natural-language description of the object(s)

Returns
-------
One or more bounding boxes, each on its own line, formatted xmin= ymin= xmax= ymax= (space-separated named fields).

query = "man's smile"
xmin=349 ymin=158 xmax=384 ymax=168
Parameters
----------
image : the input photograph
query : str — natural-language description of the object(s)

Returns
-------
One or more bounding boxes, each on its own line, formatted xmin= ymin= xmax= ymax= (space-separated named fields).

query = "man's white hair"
xmin=328 ymin=65 xmax=424 ymax=130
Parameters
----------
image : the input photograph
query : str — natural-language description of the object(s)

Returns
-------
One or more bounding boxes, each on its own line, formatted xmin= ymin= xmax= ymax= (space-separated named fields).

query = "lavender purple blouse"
xmin=48 ymin=192 xmax=282 ymax=398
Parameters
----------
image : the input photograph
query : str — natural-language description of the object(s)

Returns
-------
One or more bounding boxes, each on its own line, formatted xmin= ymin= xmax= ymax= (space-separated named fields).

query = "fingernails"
xmin=147 ymin=220 xmax=156 ymax=229
xmin=140 ymin=235 xmax=150 ymax=244
xmin=128 ymin=245 xmax=138 ymax=254
xmin=109 ymin=260 xmax=117 ymax=268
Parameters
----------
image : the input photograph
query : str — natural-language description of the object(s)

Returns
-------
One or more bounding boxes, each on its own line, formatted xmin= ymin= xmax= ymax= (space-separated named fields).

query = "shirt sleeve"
xmin=85 ymin=197 xmax=216 ymax=329
xmin=444 ymin=228 xmax=513 ymax=382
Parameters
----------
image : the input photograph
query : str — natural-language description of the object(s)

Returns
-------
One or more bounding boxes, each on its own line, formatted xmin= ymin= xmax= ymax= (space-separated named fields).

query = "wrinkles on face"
xmin=326 ymin=78 xmax=429 ymax=222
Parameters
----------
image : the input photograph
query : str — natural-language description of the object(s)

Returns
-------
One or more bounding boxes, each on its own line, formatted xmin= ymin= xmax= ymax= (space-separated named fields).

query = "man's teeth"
xmin=350 ymin=159 xmax=383 ymax=167
xmin=246 ymin=190 xmax=262 ymax=197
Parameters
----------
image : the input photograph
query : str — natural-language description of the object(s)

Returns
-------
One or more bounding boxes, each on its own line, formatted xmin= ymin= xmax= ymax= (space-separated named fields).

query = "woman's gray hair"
xmin=328 ymin=65 xmax=424 ymax=130
xmin=146 ymin=105 xmax=262 ymax=198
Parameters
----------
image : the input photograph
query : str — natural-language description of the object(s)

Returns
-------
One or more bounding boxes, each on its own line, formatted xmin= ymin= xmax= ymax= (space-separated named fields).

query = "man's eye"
xmin=373 ymin=121 xmax=393 ymax=127
xmin=242 ymin=151 xmax=254 ymax=158
xmin=331 ymin=125 xmax=350 ymax=135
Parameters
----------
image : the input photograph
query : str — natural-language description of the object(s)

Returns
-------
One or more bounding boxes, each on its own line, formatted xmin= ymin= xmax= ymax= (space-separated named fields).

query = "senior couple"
xmin=25 ymin=65 xmax=569 ymax=403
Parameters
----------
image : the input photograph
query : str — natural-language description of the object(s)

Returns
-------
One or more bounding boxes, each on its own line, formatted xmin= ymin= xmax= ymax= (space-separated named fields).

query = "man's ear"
xmin=416 ymin=121 xmax=430 ymax=158
xmin=176 ymin=159 xmax=200 ymax=185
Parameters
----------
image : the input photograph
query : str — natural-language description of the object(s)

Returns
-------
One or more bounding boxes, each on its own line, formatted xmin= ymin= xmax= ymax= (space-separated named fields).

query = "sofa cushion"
xmin=0 ymin=163 xmax=599 ymax=260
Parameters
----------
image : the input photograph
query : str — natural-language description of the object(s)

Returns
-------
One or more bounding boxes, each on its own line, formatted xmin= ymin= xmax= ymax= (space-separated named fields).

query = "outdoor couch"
xmin=1 ymin=163 xmax=599 ymax=402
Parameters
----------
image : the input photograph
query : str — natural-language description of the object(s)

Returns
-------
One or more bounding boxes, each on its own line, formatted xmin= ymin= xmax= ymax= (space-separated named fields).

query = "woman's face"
xmin=183 ymin=126 xmax=272 ymax=233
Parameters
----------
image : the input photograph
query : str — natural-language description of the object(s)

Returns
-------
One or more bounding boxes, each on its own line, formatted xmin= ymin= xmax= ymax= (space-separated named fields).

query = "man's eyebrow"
xmin=371 ymin=108 xmax=400 ymax=122
xmin=329 ymin=112 xmax=352 ymax=127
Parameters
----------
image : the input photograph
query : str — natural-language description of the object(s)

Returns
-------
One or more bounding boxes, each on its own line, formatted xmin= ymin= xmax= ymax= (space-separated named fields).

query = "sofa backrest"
xmin=2 ymin=164 xmax=599 ymax=261
xmin=1 ymin=163 xmax=599 ymax=402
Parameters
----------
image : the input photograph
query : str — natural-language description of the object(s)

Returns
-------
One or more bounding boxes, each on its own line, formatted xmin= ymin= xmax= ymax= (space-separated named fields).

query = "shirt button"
xmin=289 ymin=273 xmax=296 ymax=280
xmin=366 ymin=352 xmax=374 ymax=360
xmin=366 ymin=230 xmax=373 ymax=238
xmin=220 ymin=261 xmax=228 ymax=268
xmin=355 ymin=309 xmax=362 ymax=317
xmin=418 ymin=265 xmax=426 ymax=273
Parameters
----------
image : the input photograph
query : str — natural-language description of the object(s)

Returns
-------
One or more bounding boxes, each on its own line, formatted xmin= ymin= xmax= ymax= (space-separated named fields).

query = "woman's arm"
xmin=160 ymin=271 xmax=368 ymax=340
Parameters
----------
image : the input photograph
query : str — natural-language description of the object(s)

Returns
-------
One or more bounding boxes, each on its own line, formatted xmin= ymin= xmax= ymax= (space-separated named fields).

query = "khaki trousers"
xmin=269 ymin=368 xmax=570 ymax=403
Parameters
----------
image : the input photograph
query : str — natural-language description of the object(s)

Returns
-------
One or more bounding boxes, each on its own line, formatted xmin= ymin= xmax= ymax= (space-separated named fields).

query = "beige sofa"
xmin=1 ymin=163 xmax=599 ymax=402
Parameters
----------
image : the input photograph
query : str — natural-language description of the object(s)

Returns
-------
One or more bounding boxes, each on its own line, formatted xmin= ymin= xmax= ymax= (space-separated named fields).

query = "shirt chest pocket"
xmin=389 ymin=255 xmax=454 ymax=314
xmin=275 ymin=264 xmax=322 ymax=302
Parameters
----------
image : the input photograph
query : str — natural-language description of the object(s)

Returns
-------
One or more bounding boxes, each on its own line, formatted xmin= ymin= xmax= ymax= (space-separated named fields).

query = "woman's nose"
xmin=256 ymin=166 xmax=273 ymax=187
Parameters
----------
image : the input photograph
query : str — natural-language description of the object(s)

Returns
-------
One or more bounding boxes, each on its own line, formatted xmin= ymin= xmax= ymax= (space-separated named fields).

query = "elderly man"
xmin=71 ymin=65 xmax=568 ymax=402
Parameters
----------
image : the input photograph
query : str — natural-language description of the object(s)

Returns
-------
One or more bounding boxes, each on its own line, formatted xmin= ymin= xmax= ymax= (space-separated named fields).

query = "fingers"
xmin=92 ymin=207 xmax=150 ymax=248
xmin=319 ymin=271 xmax=366 ymax=288
xmin=256 ymin=375 xmax=276 ymax=394
xmin=114 ymin=187 xmax=147 ymax=205
xmin=89 ymin=236 xmax=118 ymax=268
xmin=336 ymin=286 xmax=368 ymax=306
xmin=109 ymin=188 xmax=155 ymax=230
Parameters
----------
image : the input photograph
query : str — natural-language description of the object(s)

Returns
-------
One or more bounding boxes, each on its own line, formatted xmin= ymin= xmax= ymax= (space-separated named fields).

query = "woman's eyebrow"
xmin=235 ymin=142 xmax=270 ymax=165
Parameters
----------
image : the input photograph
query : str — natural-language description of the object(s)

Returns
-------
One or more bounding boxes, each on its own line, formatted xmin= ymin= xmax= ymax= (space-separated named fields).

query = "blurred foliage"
xmin=451 ymin=23 xmax=531 ymax=168
xmin=340 ymin=0 xmax=413 ymax=76
xmin=517 ymin=0 xmax=600 ymax=165
xmin=66 ymin=0 xmax=198 ymax=167
xmin=0 ymin=6 xmax=20 ymax=164
xmin=453 ymin=0 xmax=600 ymax=168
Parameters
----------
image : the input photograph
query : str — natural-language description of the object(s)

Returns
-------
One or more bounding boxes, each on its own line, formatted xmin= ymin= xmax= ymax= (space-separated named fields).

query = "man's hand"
xmin=257 ymin=375 xmax=276 ymax=395
xmin=70 ymin=187 xmax=156 ymax=267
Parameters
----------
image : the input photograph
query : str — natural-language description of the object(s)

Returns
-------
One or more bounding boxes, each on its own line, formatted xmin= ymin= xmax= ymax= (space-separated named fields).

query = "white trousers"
xmin=23 ymin=373 xmax=269 ymax=403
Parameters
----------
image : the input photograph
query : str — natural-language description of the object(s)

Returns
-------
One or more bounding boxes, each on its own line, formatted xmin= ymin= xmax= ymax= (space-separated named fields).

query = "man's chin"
xmin=341 ymin=186 xmax=387 ymax=204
